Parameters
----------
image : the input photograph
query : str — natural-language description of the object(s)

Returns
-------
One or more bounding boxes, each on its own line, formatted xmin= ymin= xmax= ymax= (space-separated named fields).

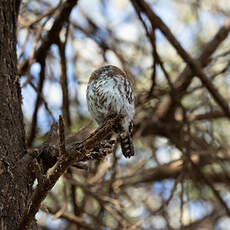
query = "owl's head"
xmin=89 ymin=65 xmax=127 ymax=82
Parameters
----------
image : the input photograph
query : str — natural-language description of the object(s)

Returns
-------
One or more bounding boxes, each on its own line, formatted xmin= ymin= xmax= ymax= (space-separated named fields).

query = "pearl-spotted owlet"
xmin=86 ymin=65 xmax=135 ymax=158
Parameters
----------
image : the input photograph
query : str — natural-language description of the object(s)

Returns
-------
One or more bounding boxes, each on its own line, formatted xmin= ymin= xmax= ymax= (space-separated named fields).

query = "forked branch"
xmin=18 ymin=115 xmax=122 ymax=230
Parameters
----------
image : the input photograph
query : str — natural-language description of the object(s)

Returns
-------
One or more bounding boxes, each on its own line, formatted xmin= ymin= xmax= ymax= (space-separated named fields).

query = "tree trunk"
xmin=0 ymin=1 xmax=36 ymax=229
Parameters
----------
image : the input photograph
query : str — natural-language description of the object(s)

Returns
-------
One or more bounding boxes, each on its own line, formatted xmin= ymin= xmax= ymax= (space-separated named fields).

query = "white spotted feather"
xmin=86 ymin=65 xmax=135 ymax=158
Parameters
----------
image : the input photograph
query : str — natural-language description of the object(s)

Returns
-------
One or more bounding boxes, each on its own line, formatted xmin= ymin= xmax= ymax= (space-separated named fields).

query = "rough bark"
xmin=0 ymin=0 xmax=36 ymax=229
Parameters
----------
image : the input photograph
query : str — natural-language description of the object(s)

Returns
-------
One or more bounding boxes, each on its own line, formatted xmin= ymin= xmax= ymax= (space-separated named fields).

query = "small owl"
xmin=86 ymin=65 xmax=135 ymax=158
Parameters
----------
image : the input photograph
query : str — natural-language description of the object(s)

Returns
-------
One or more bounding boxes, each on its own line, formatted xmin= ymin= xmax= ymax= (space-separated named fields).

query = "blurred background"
xmin=18 ymin=0 xmax=230 ymax=229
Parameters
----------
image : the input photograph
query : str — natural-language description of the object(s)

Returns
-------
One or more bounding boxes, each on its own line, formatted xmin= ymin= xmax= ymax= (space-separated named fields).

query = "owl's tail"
xmin=119 ymin=132 xmax=134 ymax=158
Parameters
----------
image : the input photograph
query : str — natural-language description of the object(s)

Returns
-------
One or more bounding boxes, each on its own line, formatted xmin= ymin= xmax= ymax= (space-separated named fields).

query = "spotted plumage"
xmin=86 ymin=65 xmax=135 ymax=158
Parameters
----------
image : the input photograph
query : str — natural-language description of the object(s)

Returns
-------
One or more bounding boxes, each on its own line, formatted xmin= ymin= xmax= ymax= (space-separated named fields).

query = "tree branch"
xmin=57 ymin=35 xmax=71 ymax=128
xmin=27 ymin=59 xmax=46 ymax=147
xmin=24 ymin=0 xmax=78 ymax=146
xmin=175 ymin=15 xmax=230 ymax=92
xmin=18 ymin=0 xmax=79 ymax=75
xmin=132 ymin=0 xmax=230 ymax=118
xmin=18 ymin=115 xmax=122 ymax=230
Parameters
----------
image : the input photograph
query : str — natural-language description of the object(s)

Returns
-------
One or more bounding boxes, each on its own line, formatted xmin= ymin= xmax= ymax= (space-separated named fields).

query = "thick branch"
xmin=18 ymin=115 xmax=122 ymax=230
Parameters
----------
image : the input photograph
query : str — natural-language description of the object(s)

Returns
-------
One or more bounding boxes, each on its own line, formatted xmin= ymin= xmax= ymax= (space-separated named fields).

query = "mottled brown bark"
xmin=0 ymin=0 xmax=36 ymax=229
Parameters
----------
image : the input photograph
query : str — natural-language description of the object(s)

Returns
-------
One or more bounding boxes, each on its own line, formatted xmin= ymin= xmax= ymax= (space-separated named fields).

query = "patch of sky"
xmin=151 ymin=215 xmax=166 ymax=229
xmin=21 ymin=62 xmax=42 ymax=120
xmin=37 ymin=104 xmax=61 ymax=133
xmin=30 ymin=62 xmax=41 ymax=82
xmin=104 ymin=50 xmax=123 ymax=68
xmin=21 ymin=79 xmax=37 ymax=120
xmin=67 ymin=63 xmax=79 ymax=98
xmin=152 ymin=179 xmax=175 ymax=200
xmin=29 ymin=80 xmax=63 ymax=132
xmin=199 ymin=3 xmax=226 ymax=27
xmin=197 ymin=9 xmax=226 ymax=44
xmin=222 ymin=191 xmax=230 ymax=209
xmin=226 ymin=72 xmax=230 ymax=86
xmin=115 ymin=22 xmax=143 ymax=43
xmin=18 ymin=31 xmax=34 ymax=59
xmin=36 ymin=211 xmax=66 ymax=230
xmin=130 ymin=203 xmax=147 ymax=218
xmin=215 ymin=217 xmax=230 ymax=230
xmin=99 ymin=0 xmax=134 ymax=26
xmin=43 ymin=81 xmax=62 ymax=108
xmin=77 ymin=0 xmax=107 ymax=28
xmin=26 ymin=1 xmax=44 ymax=12
xmin=153 ymin=0 xmax=195 ymax=50
xmin=50 ymin=44 xmax=60 ymax=62
xmin=155 ymin=146 xmax=171 ymax=164
xmin=129 ymin=64 xmax=144 ymax=77
xmin=75 ymin=76 xmax=89 ymax=116
xmin=29 ymin=61 xmax=41 ymax=74
xmin=144 ymin=158 xmax=158 ymax=169
xmin=65 ymin=39 xmax=75 ymax=59
xmin=188 ymin=200 xmax=213 ymax=220
xmin=70 ymin=1 xmax=95 ymax=29
xmin=71 ymin=29 xmax=88 ymax=41
xmin=17 ymin=29 xmax=27 ymax=59
xmin=102 ymin=227 xmax=115 ymax=230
